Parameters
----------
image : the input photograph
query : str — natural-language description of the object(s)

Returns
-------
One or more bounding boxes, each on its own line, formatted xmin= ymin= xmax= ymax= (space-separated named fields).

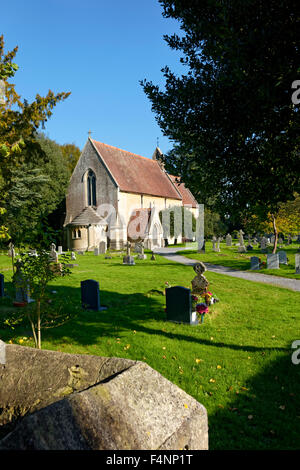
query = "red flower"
xmin=196 ymin=303 xmax=209 ymax=314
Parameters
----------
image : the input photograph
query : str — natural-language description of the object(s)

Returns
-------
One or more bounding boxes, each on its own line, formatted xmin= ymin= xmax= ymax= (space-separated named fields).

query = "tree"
xmin=141 ymin=1 xmax=300 ymax=254
xmin=0 ymin=35 xmax=70 ymax=240
xmin=159 ymin=206 xmax=196 ymax=240
xmin=12 ymin=250 xmax=71 ymax=349
xmin=3 ymin=134 xmax=70 ymax=247
xmin=60 ymin=143 xmax=81 ymax=175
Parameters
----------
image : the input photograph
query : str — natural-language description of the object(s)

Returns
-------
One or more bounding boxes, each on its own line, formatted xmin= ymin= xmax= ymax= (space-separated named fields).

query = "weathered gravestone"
xmin=0 ymin=344 xmax=208 ymax=450
xmin=71 ymin=252 xmax=76 ymax=260
xmin=123 ymin=241 xmax=135 ymax=265
xmin=260 ymin=237 xmax=268 ymax=253
xmin=81 ymin=280 xmax=106 ymax=311
xmin=0 ymin=274 xmax=4 ymax=297
xmin=14 ymin=264 xmax=34 ymax=304
xmin=94 ymin=248 xmax=99 ymax=256
xmin=212 ymin=236 xmax=217 ymax=252
xmin=49 ymin=243 xmax=58 ymax=263
xmin=165 ymin=286 xmax=198 ymax=325
xmin=225 ymin=234 xmax=232 ymax=246
xmin=295 ymin=254 xmax=300 ymax=274
xmin=99 ymin=241 xmax=106 ymax=254
xmin=58 ymin=246 xmax=63 ymax=255
xmin=267 ymin=253 xmax=279 ymax=269
xmin=278 ymin=251 xmax=288 ymax=265
xmin=137 ymin=242 xmax=147 ymax=260
xmin=250 ymin=256 xmax=260 ymax=270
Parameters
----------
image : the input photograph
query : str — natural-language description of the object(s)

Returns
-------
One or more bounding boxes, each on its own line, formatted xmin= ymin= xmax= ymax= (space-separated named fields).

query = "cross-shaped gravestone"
xmin=165 ymin=286 xmax=198 ymax=325
xmin=137 ymin=241 xmax=147 ymax=260
xmin=267 ymin=253 xmax=279 ymax=269
xmin=81 ymin=280 xmax=107 ymax=311
xmin=250 ymin=256 xmax=260 ymax=270
xmin=123 ymin=241 xmax=135 ymax=265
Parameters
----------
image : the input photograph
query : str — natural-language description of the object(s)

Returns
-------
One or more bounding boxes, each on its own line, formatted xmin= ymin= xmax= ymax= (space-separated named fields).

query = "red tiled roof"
xmin=90 ymin=139 xmax=182 ymax=200
xmin=168 ymin=175 xmax=198 ymax=208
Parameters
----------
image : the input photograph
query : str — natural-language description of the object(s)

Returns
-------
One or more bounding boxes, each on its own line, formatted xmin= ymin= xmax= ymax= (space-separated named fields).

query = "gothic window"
xmin=87 ymin=170 xmax=97 ymax=206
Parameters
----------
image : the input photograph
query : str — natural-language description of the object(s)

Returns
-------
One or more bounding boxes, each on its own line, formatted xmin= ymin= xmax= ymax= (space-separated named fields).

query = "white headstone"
xmin=226 ymin=234 xmax=232 ymax=246
xmin=58 ymin=246 xmax=63 ymax=254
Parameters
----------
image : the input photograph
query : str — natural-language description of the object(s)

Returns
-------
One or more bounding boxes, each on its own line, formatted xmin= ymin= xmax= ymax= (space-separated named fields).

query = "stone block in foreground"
xmin=0 ymin=343 xmax=208 ymax=450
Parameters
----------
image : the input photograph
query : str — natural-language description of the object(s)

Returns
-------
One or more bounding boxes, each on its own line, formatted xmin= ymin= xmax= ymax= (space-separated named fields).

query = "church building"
xmin=63 ymin=137 xmax=198 ymax=252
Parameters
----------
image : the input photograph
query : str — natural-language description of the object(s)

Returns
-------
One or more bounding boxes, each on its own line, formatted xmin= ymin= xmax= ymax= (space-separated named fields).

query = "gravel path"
xmin=153 ymin=247 xmax=300 ymax=292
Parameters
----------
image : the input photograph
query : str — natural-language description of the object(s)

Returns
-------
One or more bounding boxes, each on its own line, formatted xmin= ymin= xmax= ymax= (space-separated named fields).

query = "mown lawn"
xmin=179 ymin=241 xmax=300 ymax=280
xmin=0 ymin=251 xmax=300 ymax=450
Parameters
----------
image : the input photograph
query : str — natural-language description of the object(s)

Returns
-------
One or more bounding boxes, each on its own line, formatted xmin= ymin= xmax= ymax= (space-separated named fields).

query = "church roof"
xmin=90 ymin=139 xmax=182 ymax=200
xmin=70 ymin=206 xmax=105 ymax=226
xmin=168 ymin=175 xmax=198 ymax=208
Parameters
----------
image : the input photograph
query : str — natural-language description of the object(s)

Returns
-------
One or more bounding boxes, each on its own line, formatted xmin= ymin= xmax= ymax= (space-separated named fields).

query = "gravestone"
xmin=123 ymin=241 xmax=135 ymax=265
xmin=197 ymin=239 xmax=205 ymax=253
xmin=216 ymin=237 xmax=221 ymax=252
xmin=81 ymin=280 xmax=106 ymax=311
xmin=49 ymin=243 xmax=58 ymax=263
xmin=137 ymin=241 xmax=147 ymax=260
xmin=246 ymin=244 xmax=254 ymax=251
xmin=14 ymin=264 xmax=34 ymax=303
xmin=99 ymin=241 xmax=106 ymax=254
xmin=71 ymin=252 xmax=76 ymax=260
xmin=278 ymin=251 xmax=288 ymax=265
xmin=58 ymin=246 xmax=63 ymax=255
xmin=270 ymin=235 xmax=275 ymax=244
xmin=78 ymin=251 xmax=84 ymax=255
xmin=287 ymin=235 xmax=292 ymax=245
xmin=267 ymin=253 xmax=279 ymax=269
xmin=165 ymin=286 xmax=198 ymax=325
xmin=0 ymin=274 xmax=4 ymax=297
xmin=295 ymin=254 xmax=300 ymax=274
xmin=250 ymin=256 xmax=260 ymax=270
xmin=94 ymin=248 xmax=99 ymax=256
xmin=212 ymin=236 xmax=217 ymax=252
xmin=237 ymin=229 xmax=246 ymax=252
xmin=7 ymin=243 xmax=15 ymax=258
xmin=225 ymin=234 xmax=232 ymax=247
xmin=260 ymin=237 xmax=268 ymax=253
xmin=278 ymin=237 xmax=283 ymax=245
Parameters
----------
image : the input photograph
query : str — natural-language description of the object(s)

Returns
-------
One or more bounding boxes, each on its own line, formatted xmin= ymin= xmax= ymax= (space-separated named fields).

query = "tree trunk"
xmin=271 ymin=214 xmax=278 ymax=254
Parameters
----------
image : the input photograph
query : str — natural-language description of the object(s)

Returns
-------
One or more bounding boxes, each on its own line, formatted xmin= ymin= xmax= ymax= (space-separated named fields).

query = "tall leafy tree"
xmin=141 ymin=0 xmax=300 ymax=253
xmin=0 ymin=35 xmax=70 ymax=241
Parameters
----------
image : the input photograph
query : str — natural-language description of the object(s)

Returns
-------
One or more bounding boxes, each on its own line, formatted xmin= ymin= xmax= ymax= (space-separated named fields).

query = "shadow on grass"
xmin=0 ymin=282 xmax=288 ymax=354
xmin=209 ymin=353 xmax=300 ymax=450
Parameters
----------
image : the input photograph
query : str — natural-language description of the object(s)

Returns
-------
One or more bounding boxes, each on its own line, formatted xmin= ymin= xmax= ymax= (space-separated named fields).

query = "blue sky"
xmin=2 ymin=0 xmax=185 ymax=157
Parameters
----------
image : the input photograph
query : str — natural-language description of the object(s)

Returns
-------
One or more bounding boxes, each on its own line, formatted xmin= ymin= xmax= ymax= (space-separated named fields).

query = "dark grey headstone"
xmin=123 ymin=255 xmax=135 ymax=265
xmin=0 ymin=274 xmax=4 ymax=297
xmin=267 ymin=253 xmax=279 ymax=269
xmin=246 ymin=244 xmax=254 ymax=251
xmin=166 ymin=286 xmax=197 ymax=325
xmin=81 ymin=280 xmax=103 ymax=311
xmin=250 ymin=256 xmax=260 ymax=270
xmin=278 ymin=251 xmax=288 ymax=265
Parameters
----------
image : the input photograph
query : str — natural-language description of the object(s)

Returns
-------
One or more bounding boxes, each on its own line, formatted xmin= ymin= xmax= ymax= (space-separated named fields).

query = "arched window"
xmin=87 ymin=170 xmax=97 ymax=206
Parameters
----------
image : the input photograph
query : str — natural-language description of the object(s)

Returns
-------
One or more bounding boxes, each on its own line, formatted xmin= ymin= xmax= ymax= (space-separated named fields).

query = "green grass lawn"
xmin=0 ymin=251 xmax=300 ymax=450
xmin=179 ymin=241 xmax=300 ymax=280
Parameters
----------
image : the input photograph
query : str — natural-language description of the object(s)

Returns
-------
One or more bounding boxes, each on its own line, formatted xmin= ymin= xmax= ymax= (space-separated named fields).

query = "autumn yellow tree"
xmin=0 ymin=35 xmax=70 ymax=240
xmin=262 ymin=194 xmax=300 ymax=237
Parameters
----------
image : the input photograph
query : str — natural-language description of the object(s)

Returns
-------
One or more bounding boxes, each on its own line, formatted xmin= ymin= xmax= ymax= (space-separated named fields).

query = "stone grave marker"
xmin=267 ymin=253 xmax=279 ymax=269
xmin=137 ymin=241 xmax=147 ymax=260
xmin=58 ymin=246 xmax=63 ymax=255
xmin=260 ymin=237 xmax=268 ymax=253
xmin=278 ymin=237 xmax=283 ymax=245
xmin=123 ymin=241 xmax=135 ymax=265
xmin=99 ymin=241 xmax=106 ymax=254
xmin=295 ymin=254 xmax=300 ymax=274
xmin=94 ymin=247 xmax=99 ymax=256
xmin=225 ymin=234 xmax=232 ymax=246
xmin=278 ymin=251 xmax=288 ymax=265
xmin=165 ymin=286 xmax=198 ymax=325
xmin=250 ymin=256 xmax=260 ymax=270
xmin=81 ymin=280 xmax=107 ymax=311
xmin=0 ymin=273 xmax=4 ymax=297
xmin=71 ymin=252 xmax=76 ymax=260
xmin=49 ymin=243 xmax=58 ymax=263
xmin=216 ymin=237 xmax=221 ymax=252
xmin=78 ymin=251 xmax=84 ymax=255
xmin=14 ymin=264 xmax=34 ymax=303
xmin=212 ymin=236 xmax=217 ymax=251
